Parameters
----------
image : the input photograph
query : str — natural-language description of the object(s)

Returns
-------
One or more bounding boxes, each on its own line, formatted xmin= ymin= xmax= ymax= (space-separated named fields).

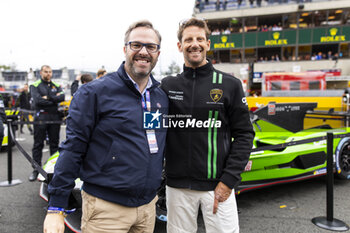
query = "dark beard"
xmin=128 ymin=61 xmax=153 ymax=80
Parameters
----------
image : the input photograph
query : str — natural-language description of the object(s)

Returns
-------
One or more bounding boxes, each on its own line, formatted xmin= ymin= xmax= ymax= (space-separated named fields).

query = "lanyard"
xmin=141 ymin=90 xmax=151 ymax=111
xmin=142 ymin=89 xmax=158 ymax=154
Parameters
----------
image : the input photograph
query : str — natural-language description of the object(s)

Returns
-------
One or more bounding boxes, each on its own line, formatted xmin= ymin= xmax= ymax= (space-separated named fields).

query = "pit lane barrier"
xmin=1 ymin=117 xmax=349 ymax=230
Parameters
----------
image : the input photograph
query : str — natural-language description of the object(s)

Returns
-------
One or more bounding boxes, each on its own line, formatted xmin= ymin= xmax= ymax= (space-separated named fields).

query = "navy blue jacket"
xmin=48 ymin=63 xmax=168 ymax=208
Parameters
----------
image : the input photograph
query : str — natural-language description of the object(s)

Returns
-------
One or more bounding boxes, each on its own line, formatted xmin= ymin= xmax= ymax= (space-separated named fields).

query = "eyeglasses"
xmin=125 ymin=41 xmax=160 ymax=53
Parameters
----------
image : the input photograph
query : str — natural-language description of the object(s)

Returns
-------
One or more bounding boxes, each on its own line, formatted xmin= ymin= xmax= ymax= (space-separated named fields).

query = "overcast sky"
xmin=0 ymin=0 xmax=195 ymax=74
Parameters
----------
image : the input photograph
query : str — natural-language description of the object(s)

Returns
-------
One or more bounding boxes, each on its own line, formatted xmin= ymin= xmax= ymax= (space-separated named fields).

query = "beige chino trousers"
xmin=81 ymin=190 xmax=157 ymax=233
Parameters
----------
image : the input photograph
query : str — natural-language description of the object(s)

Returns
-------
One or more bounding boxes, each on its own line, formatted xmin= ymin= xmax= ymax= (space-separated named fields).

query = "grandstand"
xmin=194 ymin=0 xmax=350 ymax=95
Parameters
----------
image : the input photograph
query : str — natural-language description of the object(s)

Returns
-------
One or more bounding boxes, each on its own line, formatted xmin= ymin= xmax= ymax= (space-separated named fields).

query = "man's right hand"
xmin=43 ymin=213 xmax=65 ymax=233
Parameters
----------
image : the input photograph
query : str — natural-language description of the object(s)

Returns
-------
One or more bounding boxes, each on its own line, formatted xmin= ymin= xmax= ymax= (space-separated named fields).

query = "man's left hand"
xmin=213 ymin=181 xmax=232 ymax=214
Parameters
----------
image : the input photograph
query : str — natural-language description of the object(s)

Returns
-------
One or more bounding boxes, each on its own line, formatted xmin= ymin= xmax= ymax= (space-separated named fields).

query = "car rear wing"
xmin=253 ymin=102 xmax=317 ymax=132
xmin=305 ymin=109 xmax=350 ymax=127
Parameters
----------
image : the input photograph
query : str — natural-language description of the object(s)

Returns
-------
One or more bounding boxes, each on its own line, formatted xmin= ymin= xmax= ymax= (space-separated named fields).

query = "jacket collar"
xmin=41 ymin=78 xmax=52 ymax=85
xmin=183 ymin=59 xmax=214 ymax=79
xmin=125 ymin=70 xmax=153 ymax=95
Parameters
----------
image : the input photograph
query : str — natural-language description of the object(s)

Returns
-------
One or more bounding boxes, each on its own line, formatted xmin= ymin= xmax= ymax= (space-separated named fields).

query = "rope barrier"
xmin=12 ymin=120 xmax=65 ymax=125
xmin=9 ymin=122 xmax=51 ymax=180
xmin=15 ymin=108 xmax=36 ymax=114
xmin=3 ymin=107 xmax=64 ymax=181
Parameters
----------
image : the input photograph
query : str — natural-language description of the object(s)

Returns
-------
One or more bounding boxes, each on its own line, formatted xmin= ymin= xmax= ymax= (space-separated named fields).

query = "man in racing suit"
xmin=29 ymin=65 xmax=65 ymax=181
xmin=161 ymin=18 xmax=255 ymax=233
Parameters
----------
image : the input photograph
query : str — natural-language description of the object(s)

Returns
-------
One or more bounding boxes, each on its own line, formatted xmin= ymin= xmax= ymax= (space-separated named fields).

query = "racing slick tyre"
xmin=335 ymin=137 xmax=350 ymax=180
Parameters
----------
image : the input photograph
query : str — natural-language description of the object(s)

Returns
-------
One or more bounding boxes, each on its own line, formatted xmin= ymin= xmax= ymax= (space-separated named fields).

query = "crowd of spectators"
xmin=257 ymin=54 xmax=281 ymax=62
xmin=195 ymin=0 xmax=314 ymax=12
xmin=259 ymin=24 xmax=283 ymax=31
xmin=310 ymin=51 xmax=341 ymax=61
xmin=255 ymin=51 xmax=341 ymax=63
xmin=209 ymin=23 xmax=283 ymax=35
xmin=211 ymin=28 xmax=232 ymax=35
xmin=210 ymin=50 xmax=343 ymax=64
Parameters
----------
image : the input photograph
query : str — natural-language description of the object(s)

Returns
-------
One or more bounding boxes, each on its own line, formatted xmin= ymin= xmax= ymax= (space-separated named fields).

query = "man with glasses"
xmin=161 ymin=18 xmax=254 ymax=233
xmin=44 ymin=20 xmax=168 ymax=233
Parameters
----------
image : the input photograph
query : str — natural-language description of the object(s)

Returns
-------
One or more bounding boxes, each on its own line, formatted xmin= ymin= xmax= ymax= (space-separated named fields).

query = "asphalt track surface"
xmin=0 ymin=126 xmax=349 ymax=233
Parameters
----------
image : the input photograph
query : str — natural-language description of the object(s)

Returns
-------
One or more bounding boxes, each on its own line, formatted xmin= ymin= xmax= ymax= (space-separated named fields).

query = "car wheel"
xmin=335 ymin=137 xmax=350 ymax=180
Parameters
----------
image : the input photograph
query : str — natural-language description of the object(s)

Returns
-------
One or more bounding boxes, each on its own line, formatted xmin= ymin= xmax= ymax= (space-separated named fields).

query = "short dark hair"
xmin=124 ymin=20 xmax=162 ymax=45
xmin=41 ymin=65 xmax=51 ymax=71
xmin=81 ymin=74 xmax=93 ymax=84
xmin=177 ymin=18 xmax=210 ymax=42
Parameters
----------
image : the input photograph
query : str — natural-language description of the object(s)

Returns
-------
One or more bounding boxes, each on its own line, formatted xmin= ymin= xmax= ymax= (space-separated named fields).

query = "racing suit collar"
xmin=183 ymin=59 xmax=214 ymax=79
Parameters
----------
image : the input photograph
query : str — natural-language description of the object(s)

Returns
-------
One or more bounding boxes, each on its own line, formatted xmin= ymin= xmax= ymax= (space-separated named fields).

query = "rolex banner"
xmin=209 ymin=25 xmax=350 ymax=50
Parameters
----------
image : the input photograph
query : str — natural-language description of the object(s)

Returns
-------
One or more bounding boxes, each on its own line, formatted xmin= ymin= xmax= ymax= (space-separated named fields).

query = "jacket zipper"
xmin=138 ymin=88 xmax=153 ymax=201
xmin=138 ymin=85 xmax=162 ymax=201
xmin=188 ymin=71 xmax=196 ymax=189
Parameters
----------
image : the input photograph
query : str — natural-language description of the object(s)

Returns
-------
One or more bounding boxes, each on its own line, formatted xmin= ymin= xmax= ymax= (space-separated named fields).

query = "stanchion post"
xmin=8 ymin=119 xmax=13 ymax=183
xmin=0 ymin=119 xmax=22 ymax=187
xmin=311 ymin=132 xmax=349 ymax=231
xmin=326 ymin=132 xmax=334 ymax=221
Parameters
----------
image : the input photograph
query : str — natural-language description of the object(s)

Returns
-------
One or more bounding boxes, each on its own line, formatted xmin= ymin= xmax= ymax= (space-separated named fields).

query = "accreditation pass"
xmin=146 ymin=129 xmax=158 ymax=154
